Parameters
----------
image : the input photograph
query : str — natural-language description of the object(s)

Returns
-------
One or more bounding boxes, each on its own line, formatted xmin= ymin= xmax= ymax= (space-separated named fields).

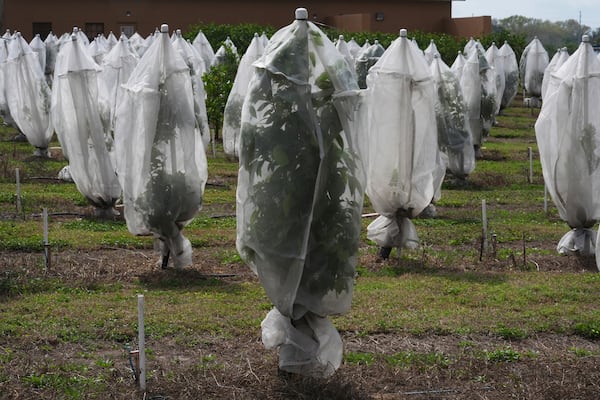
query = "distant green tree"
xmin=202 ymin=45 xmax=238 ymax=142
xmin=495 ymin=15 xmax=593 ymax=54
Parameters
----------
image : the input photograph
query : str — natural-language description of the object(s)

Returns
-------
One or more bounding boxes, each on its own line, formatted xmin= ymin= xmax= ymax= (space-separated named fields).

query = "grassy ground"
xmin=1 ymin=97 xmax=600 ymax=399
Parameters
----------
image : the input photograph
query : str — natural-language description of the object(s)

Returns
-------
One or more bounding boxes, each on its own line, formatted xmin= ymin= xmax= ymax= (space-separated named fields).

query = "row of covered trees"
xmin=5 ymin=10 xmax=598 ymax=382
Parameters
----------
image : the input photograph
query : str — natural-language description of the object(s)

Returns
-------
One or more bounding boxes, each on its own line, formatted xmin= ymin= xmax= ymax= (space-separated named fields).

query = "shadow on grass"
xmin=275 ymin=369 xmax=369 ymax=400
xmin=372 ymin=256 xmax=509 ymax=286
xmin=137 ymin=267 xmax=245 ymax=292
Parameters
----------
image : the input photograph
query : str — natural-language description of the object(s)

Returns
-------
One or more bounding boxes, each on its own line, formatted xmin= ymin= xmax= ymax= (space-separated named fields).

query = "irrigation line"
xmin=402 ymin=388 xmax=458 ymax=395
xmin=30 ymin=212 xmax=87 ymax=218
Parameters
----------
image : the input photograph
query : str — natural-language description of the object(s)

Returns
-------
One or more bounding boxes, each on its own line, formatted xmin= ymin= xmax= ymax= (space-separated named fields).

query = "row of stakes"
xmin=14 ymin=169 xmax=147 ymax=391
xmin=12 ymin=146 xmax=548 ymax=268
xmin=11 ymin=145 xmax=545 ymax=393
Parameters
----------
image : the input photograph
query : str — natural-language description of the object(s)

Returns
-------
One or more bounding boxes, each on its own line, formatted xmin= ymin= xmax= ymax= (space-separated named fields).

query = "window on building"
xmin=85 ymin=22 xmax=104 ymax=41
xmin=120 ymin=24 xmax=136 ymax=38
xmin=32 ymin=22 xmax=52 ymax=40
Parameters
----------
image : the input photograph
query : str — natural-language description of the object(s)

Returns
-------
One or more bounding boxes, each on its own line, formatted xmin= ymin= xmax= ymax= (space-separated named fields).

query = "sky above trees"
xmin=452 ymin=0 xmax=599 ymax=32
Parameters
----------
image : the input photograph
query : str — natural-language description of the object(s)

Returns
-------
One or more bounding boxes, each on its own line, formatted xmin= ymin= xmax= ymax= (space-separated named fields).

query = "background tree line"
xmin=187 ymin=16 xmax=598 ymax=140
xmin=494 ymin=15 xmax=600 ymax=54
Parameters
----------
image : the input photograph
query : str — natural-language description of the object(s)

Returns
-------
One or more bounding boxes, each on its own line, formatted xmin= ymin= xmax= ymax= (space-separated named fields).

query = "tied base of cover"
xmin=92 ymin=206 xmax=121 ymax=219
xmin=557 ymin=228 xmax=596 ymax=256
xmin=33 ymin=147 xmax=49 ymax=158
xmin=367 ymin=215 xmax=419 ymax=249
xmin=154 ymin=233 xmax=193 ymax=268
xmin=261 ymin=308 xmax=342 ymax=378
xmin=57 ymin=166 xmax=74 ymax=182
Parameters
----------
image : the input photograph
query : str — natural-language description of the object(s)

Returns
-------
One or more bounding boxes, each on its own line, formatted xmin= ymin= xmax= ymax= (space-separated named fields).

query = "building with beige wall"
xmin=1 ymin=0 xmax=490 ymax=41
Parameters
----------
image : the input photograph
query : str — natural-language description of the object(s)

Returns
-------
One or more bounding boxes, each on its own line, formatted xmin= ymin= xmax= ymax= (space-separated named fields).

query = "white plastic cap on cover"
xmin=295 ymin=8 xmax=308 ymax=20
xmin=399 ymin=29 xmax=407 ymax=38
xmin=161 ymin=24 xmax=169 ymax=34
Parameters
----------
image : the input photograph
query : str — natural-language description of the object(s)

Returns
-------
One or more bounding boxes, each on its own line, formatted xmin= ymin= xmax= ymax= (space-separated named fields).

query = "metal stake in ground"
xmin=481 ymin=199 xmax=488 ymax=254
xmin=137 ymin=294 xmax=146 ymax=392
xmin=43 ymin=207 xmax=51 ymax=271
xmin=528 ymin=147 xmax=533 ymax=183
xmin=544 ymin=184 xmax=548 ymax=215
xmin=15 ymin=168 xmax=22 ymax=215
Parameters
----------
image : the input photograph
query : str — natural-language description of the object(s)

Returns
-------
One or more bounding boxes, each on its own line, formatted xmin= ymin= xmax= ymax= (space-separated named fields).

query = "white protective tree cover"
xmin=360 ymin=39 xmax=371 ymax=53
xmin=171 ymin=30 xmax=210 ymax=149
xmin=212 ymin=36 xmax=239 ymax=67
xmin=464 ymin=38 xmax=485 ymax=59
xmin=0 ymin=38 xmax=9 ymax=120
xmin=463 ymin=37 xmax=476 ymax=56
xmin=498 ymin=41 xmax=519 ymax=110
xmin=460 ymin=48 xmax=497 ymax=152
xmin=520 ymin=37 xmax=549 ymax=98
xmin=98 ymin=34 xmax=139 ymax=136
xmin=51 ymin=33 xmax=121 ymax=210
xmin=192 ymin=30 xmax=215 ymax=73
xmin=222 ymin=33 xmax=266 ymax=158
xmin=541 ymin=47 xmax=569 ymax=100
xmin=29 ymin=34 xmax=46 ymax=75
xmin=236 ymin=8 xmax=365 ymax=378
xmin=450 ymin=51 xmax=467 ymax=82
xmin=355 ymin=40 xmax=385 ymax=89
xmin=73 ymin=27 xmax=90 ymax=47
xmin=485 ymin=42 xmax=505 ymax=116
xmin=365 ymin=29 xmax=442 ymax=249
xmin=88 ymin=36 xmax=108 ymax=65
xmin=6 ymin=32 xmax=53 ymax=154
xmin=44 ymin=32 xmax=59 ymax=82
xmin=335 ymin=35 xmax=356 ymax=76
xmin=106 ymin=31 xmax=118 ymax=50
xmin=346 ymin=38 xmax=361 ymax=59
xmin=0 ymin=38 xmax=16 ymax=128
xmin=259 ymin=32 xmax=270 ymax=48
xmin=96 ymin=34 xmax=109 ymax=51
xmin=423 ymin=39 xmax=440 ymax=65
xmin=535 ymin=36 xmax=600 ymax=258
xmin=114 ymin=24 xmax=207 ymax=268
xmin=56 ymin=32 xmax=71 ymax=55
xmin=430 ymin=54 xmax=475 ymax=179
xmin=128 ymin=32 xmax=147 ymax=57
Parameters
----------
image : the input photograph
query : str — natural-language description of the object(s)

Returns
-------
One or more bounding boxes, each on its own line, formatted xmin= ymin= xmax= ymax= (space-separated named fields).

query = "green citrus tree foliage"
xmin=201 ymin=44 xmax=238 ymax=142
